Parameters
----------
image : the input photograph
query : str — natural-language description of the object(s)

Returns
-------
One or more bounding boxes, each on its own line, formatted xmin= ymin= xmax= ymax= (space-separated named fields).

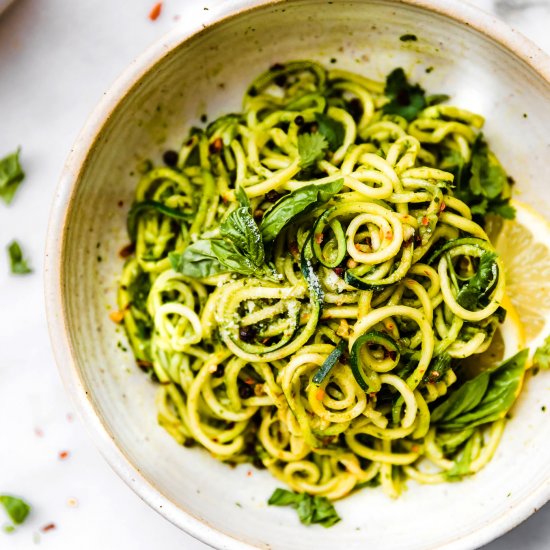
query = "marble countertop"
xmin=0 ymin=0 xmax=549 ymax=548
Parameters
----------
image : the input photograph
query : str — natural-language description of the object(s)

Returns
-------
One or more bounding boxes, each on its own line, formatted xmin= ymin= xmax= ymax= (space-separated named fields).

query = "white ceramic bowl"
xmin=45 ymin=1 xmax=550 ymax=548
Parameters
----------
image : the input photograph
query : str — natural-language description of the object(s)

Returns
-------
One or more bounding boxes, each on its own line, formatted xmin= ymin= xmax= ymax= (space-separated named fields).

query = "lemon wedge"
xmin=493 ymin=200 xmax=550 ymax=351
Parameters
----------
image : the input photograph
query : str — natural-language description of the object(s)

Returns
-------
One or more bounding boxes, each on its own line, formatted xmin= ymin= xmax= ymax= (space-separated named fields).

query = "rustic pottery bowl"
xmin=45 ymin=1 xmax=550 ymax=548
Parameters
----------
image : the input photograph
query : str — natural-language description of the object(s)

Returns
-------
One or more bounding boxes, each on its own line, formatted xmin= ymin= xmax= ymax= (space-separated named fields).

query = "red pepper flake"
xmin=119 ymin=243 xmax=135 ymax=258
xmin=34 ymin=428 xmax=44 ymax=437
xmin=41 ymin=523 xmax=56 ymax=533
xmin=421 ymin=216 xmax=429 ymax=226
xmin=59 ymin=451 xmax=70 ymax=460
xmin=244 ymin=377 xmax=255 ymax=385
xmin=411 ymin=445 xmax=420 ymax=453
xmin=440 ymin=201 xmax=446 ymax=212
xmin=109 ymin=310 xmax=125 ymax=324
xmin=247 ymin=470 xmax=253 ymax=477
xmin=315 ymin=388 xmax=325 ymax=401
xmin=385 ymin=230 xmax=393 ymax=240
xmin=209 ymin=137 xmax=223 ymax=154
xmin=148 ymin=2 xmax=162 ymax=20
xmin=333 ymin=267 xmax=345 ymax=277
xmin=314 ymin=233 xmax=324 ymax=244
xmin=289 ymin=241 xmax=299 ymax=257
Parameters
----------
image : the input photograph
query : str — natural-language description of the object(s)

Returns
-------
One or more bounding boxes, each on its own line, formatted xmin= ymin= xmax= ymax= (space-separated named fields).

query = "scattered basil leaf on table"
xmin=7 ymin=241 xmax=32 ymax=274
xmin=0 ymin=148 xmax=25 ymax=205
xmin=268 ymin=488 xmax=341 ymax=528
xmin=0 ymin=495 xmax=30 ymax=525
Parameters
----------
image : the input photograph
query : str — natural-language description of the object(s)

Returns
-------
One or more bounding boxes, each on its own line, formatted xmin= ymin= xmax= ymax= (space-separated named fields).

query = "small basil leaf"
xmin=260 ymin=179 xmax=343 ymax=242
xmin=267 ymin=489 xmax=340 ymax=528
xmin=169 ymin=240 xmax=227 ymax=278
xmin=221 ymin=207 xmax=265 ymax=266
xmin=456 ymin=251 xmax=498 ymax=310
xmin=0 ymin=495 xmax=31 ymax=525
xmin=0 ymin=148 xmax=25 ymax=205
xmin=432 ymin=349 xmax=528 ymax=430
xmin=7 ymin=241 xmax=32 ymax=275
xmin=235 ymin=186 xmax=251 ymax=207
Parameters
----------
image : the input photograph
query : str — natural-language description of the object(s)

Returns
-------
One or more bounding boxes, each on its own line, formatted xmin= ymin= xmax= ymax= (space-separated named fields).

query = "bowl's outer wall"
xmin=48 ymin=1 xmax=550 ymax=549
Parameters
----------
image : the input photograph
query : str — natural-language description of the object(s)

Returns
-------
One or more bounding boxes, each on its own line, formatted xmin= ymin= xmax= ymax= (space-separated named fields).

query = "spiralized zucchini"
xmin=118 ymin=61 xmax=526 ymax=505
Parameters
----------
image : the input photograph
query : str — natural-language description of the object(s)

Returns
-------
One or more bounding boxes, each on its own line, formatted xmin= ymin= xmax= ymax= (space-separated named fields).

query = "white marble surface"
xmin=0 ymin=0 xmax=549 ymax=548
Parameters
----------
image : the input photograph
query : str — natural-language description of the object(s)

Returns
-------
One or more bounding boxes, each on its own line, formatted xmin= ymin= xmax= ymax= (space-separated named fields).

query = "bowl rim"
xmin=44 ymin=1 xmax=550 ymax=549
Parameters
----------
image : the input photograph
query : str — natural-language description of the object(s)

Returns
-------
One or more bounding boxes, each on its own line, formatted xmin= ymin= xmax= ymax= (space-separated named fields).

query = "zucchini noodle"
xmin=117 ymin=61 xmax=527 ymax=508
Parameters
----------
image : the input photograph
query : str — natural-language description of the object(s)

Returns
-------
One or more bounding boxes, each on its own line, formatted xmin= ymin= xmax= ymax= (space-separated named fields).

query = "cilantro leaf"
xmin=0 ymin=495 xmax=31 ymax=525
xmin=7 ymin=241 xmax=32 ymax=274
xmin=383 ymin=68 xmax=427 ymax=121
xmin=314 ymin=112 xmax=345 ymax=151
xmin=442 ymin=136 xmax=515 ymax=222
xmin=533 ymin=335 xmax=550 ymax=370
xmin=298 ymin=133 xmax=328 ymax=169
xmin=268 ymin=489 xmax=341 ymax=528
xmin=0 ymin=148 xmax=25 ymax=205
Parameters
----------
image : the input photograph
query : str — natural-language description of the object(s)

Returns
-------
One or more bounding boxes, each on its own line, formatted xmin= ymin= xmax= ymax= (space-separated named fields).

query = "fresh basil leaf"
xmin=169 ymin=240 xmax=227 ymax=278
xmin=534 ymin=335 xmax=550 ymax=369
xmin=0 ymin=495 xmax=30 ymax=525
xmin=221 ymin=207 xmax=264 ymax=267
xmin=127 ymin=200 xmax=193 ymax=242
xmin=445 ymin=434 xmax=476 ymax=481
xmin=456 ymin=251 xmax=498 ymax=310
xmin=432 ymin=349 xmax=528 ymax=430
xmin=268 ymin=488 xmax=299 ymax=507
xmin=267 ymin=489 xmax=340 ymax=528
xmin=298 ymin=133 xmax=328 ymax=169
xmin=235 ymin=186 xmax=250 ymax=207
xmin=211 ymin=239 xmax=257 ymax=275
xmin=383 ymin=68 xmax=427 ymax=121
xmin=0 ymin=148 xmax=25 ymax=205
xmin=7 ymin=241 xmax=32 ymax=274
xmin=260 ymin=179 xmax=343 ymax=242
xmin=314 ymin=112 xmax=345 ymax=151
xmin=431 ymin=371 xmax=490 ymax=424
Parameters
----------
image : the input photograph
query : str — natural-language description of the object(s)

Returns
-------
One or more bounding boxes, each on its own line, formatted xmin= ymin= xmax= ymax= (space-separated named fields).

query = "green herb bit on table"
xmin=0 ymin=148 xmax=25 ymax=205
xmin=7 ymin=241 xmax=32 ymax=275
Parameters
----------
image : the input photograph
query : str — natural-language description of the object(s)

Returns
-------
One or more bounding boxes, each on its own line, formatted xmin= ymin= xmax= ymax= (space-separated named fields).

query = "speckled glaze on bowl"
xmin=45 ymin=1 xmax=550 ymax=549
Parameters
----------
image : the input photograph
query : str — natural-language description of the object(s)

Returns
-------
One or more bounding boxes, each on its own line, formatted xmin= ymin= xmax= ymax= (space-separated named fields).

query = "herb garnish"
xmin=298 ymin=133 xmax=328 ymax=169
xmin=268 ymin=488 xmax=341 ymax=527
xmin=533 ymin=335 xmax=550 ymax=370
xmin=7 ymin=241 xmax=32 ymax=274
xmin=431 ymin=349 xmax=528 ymax=430
xmin=383 ymin=68 xmax=427 ymax=121
xmin=0 ymin=495 xmax=31 ymax=526
xmin=0 ymin=148 xmax=25 ymax=205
